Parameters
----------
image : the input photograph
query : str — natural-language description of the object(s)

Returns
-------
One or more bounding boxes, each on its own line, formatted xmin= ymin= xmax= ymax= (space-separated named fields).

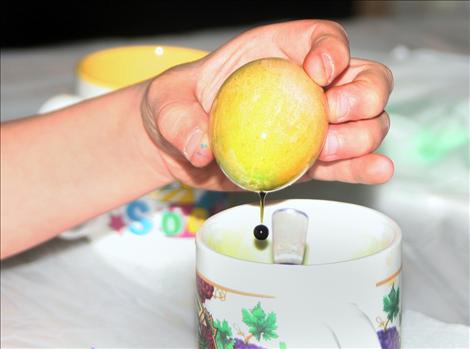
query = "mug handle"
xmin=38 ymin=94 xmax=83 ymax=114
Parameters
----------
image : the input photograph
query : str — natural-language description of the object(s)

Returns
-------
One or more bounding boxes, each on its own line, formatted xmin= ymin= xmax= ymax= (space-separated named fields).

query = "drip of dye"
xmin=253 ymin=191 xmax=269 ymax=240
xmin=259 ymin=191 xmax=267 ymax=223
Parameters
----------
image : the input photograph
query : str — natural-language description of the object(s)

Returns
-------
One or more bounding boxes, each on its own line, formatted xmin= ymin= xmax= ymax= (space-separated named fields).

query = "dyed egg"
xmin=210 ymin=58 xmax=328 ymax=192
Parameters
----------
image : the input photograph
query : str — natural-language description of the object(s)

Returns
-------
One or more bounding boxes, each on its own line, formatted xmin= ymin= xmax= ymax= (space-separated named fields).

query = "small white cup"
xmin=39 ymin=45 xmax=208 ymax=112
xmin=38 ymin=46 xmax=227 ymax=241
xmin=196 ymin=199 xmax=402 ymax=348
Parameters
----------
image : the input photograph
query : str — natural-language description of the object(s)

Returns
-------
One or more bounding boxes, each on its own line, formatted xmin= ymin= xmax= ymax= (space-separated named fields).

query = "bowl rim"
xmin=196 ymin=199 xmax=402 ymax=268
xmin=76 ymin=45 xmax=208 ymax=89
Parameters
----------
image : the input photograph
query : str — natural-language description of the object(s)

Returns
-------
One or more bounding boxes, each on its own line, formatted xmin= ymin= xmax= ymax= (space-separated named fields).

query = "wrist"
xmin=125 ymin=80 xmax=175 ymax=187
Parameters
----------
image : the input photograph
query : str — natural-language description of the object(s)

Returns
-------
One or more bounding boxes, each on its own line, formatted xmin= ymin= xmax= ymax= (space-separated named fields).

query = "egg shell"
xmin=210 ymin=58 xmax=328 ymax=191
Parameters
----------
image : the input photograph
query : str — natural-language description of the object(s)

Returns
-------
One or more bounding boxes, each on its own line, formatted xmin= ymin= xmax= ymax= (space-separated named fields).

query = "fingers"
xmin=303 ymin=21 xmax=350 ymax=86
xmin=197 ymin=20 xmax=352 ymax=109
xmin=319 ymin=112 xmax=390 ymax=161
xmin=309 ymin=153 xmax=394 ymax=184
xmin=327 ymin=59 xmax=394 ymax=123
xmin=156 ymin=101 xmax=212 ymax=168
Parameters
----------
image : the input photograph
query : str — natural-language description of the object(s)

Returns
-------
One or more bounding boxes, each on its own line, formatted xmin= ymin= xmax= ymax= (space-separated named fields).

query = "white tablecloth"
xmin=1 ymin=14 xmax=469 ymax=348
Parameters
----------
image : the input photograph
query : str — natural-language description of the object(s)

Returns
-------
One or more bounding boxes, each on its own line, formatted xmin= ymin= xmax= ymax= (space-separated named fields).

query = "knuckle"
xmin=383 ymin=65 xmax=394 ymax=91
xmin=156 ymin=104 xmax=170 ymax=132
xmin=156 ymin=102 xmax=179 ymax=139
xmin=381 ymin=112 xmax=391 ymax=135
xmin=331 ymin=21 xmax=349 ymax=42
xmin=370 ymin=61 xmax=394 ymax=91
xmin=312 ymin=19 xmax=333 ymax=30
xmin=360 ymin=127 xmax=376 ymax=153
xmin=359 ymin=113 xmax=390 ymax=154
xmin=364 ymin=87 xmax=385 ymax=117
xmin=318 ymin=20 xmax=347 ymax=34
xmin=314 ymin=20 xmax=349 ymax=44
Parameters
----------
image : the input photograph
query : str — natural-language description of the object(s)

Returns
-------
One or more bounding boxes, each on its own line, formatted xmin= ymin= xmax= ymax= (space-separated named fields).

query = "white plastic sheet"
xmin=1 ymin=17 xmax=469 ymax=348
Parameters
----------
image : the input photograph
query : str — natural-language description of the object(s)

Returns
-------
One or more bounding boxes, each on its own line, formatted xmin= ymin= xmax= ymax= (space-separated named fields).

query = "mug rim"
xmin=196 ymin=199 xmax=402 ymax=268
xmin=76 ymin=45 xmax=208 ymax=89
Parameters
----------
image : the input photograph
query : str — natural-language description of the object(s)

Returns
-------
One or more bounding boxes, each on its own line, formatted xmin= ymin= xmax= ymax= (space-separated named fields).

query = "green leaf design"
xmin=242 ymin=302 xmax=279 ymax=342
xmin=383 ymin=284 xmax=400 ymax=323
xmin=279 ymin=342 xmax=287 ymax=349
xmin=213 ymin=320 xmax=235 ymax=349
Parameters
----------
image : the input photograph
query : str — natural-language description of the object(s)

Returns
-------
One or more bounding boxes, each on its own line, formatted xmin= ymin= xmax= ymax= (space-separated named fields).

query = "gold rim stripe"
xmin=197 ymin=271 xmax=275 ymax=299
xmin=198 ymin=265 xmax=402 ymax=296
xmin=376 ymin=266 xmax=402 ymax=287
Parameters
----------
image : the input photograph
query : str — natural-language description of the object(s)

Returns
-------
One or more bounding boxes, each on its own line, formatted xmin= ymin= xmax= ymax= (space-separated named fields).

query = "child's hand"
xmin=141 ymin=20 xmax=394 ymax=190
xmin=0 ymin=19 xmax=395 ymax=258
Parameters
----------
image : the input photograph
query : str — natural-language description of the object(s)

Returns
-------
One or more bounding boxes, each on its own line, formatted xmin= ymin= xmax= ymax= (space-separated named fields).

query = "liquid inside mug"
xmin=196 ymin=199 xmax=402 ymax=349
xmin=39 ymin=46 xmax=228 ymax=240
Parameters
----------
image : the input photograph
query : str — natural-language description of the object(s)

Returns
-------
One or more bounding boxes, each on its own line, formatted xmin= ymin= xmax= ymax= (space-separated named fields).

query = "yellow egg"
xmin=210 ymin=58 xmax=328 ymax=192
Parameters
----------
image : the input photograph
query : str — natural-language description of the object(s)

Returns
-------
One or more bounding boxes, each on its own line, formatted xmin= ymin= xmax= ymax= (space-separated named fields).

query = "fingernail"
xmin=309 ymin=54 xmax=328 ymax=86
xmin=195 ymin=134 xmax=210 ymax=157
xmin=321 ymin=53 xmax=334 ymax=84
xmin=191 ymin=134 xmax=212 ymax=166
xmin=184 ymin=128 xmax=204 ymax=161
xmin=323 ymin=132 xmax=339 ymax=157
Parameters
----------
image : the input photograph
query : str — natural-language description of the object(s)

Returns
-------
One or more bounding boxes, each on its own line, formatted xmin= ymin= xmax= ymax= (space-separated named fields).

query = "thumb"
xmin=303 ymin=23 xmax=350 ymax=86
xmin=157 ymin=101 xmax=213 ymax=167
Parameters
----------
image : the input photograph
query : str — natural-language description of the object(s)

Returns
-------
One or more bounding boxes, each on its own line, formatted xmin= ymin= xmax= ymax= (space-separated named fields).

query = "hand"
xmin=141 ymin=20 xmax=394 ymax=191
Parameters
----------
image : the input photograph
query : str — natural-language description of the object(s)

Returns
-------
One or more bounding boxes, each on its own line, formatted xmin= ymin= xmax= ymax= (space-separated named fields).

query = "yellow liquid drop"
xmin=259 ymin=191 xmax=267 ymax=223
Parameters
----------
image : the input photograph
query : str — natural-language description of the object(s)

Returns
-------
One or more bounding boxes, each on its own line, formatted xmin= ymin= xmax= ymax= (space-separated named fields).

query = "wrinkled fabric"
xmin=2 ymin=16 xmax=469 ymax=348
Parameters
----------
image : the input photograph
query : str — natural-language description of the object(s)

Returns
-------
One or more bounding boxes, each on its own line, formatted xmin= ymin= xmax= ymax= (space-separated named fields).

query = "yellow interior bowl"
xmin=77 ymin=45 xmax=208 ymax=89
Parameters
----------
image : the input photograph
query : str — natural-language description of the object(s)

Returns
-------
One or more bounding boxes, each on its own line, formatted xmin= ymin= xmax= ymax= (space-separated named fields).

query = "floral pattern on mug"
xmin=376 ymin=283 xmax=401 ymax=349
xmin=197 ymin=275 xmax=287 ymax=349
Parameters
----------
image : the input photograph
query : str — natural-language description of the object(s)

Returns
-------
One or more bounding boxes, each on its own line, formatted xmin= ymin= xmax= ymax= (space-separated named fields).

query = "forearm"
xmin=1 ymin=81 xmax=172 ymax=259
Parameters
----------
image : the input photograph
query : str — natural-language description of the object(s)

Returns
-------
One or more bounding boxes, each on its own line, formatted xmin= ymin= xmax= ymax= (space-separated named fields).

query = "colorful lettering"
xmin=126 ymin=200 xmax=152 ymax=235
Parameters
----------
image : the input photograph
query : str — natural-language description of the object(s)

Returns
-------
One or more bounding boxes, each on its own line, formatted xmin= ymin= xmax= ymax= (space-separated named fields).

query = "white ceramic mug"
xmin=196 ymin=199 xmax=402 ymax=349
